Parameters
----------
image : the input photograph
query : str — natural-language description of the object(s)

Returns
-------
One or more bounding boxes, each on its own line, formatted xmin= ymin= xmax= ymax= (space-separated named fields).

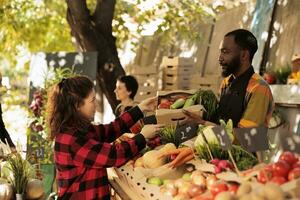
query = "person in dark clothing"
xmin=0 ymin=72 xmax=15 ymax=148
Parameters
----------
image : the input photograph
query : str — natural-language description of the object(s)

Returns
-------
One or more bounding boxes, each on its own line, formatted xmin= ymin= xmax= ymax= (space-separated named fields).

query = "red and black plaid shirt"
xmin=54 ymin=106 xmax=146 ymax=199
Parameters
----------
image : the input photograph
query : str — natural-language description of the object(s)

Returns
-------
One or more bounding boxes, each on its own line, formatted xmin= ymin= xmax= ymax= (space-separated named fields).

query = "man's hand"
xmin=181 ymin=109 xmax=205 ymax=125
xmin=159 ymin=147 xmax=194 ymax=168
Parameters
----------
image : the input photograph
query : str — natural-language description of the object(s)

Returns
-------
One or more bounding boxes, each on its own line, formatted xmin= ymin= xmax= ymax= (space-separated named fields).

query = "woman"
xmin=47 ymin=75 xmax=163 ymax=199
xmin=114 ymin=75 xmax=139 ymax=116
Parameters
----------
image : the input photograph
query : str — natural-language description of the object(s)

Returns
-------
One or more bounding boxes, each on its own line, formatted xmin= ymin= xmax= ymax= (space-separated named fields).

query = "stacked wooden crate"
xmin=190 ymin=74 xmax=223 ymax=95
xmin=161 ymin=56 xmax=195 ymax=90
xmin=129 ymin=65 xmax=158 ymax=102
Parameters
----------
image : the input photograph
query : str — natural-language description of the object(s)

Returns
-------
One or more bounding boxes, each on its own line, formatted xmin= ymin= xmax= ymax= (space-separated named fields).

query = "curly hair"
xmin=46 ymin=75 xmax=94 ymax=139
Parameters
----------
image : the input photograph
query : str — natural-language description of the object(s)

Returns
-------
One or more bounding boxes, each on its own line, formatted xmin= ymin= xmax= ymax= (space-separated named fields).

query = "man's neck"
xmin=233 ymin=63 xmax=251 ymax=78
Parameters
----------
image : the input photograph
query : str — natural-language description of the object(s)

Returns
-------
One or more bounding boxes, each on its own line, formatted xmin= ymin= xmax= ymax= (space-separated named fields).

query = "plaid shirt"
xmin=54 ymin=106 xmax=146 ymax=200
xmin=220 ymin=72 xmax=274 ymax=128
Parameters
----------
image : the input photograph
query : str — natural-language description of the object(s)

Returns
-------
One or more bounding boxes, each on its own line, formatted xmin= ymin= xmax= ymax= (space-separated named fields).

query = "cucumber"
xmin=183 ymin=94 xmax=197 ymax=108
xmin=170 ymin=98 xmax=186 ymax=109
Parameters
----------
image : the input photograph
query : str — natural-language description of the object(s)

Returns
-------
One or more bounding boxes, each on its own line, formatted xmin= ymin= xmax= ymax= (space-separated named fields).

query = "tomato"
xmin=272 ymin=160 xmax=290 ymax=178
xmin=258 ymin=169 xmax=273 ymax=183
xmin=158 ymin=101 xmax=171 ymax=109
xmin=228 ymin=183 xmax=239 ymax=194
xmin=288 ymin=168 xmax=300 ymax=181
xmin=270 ymin=176 xmax=287 ymax=185
xmin=292 ymin=161 xmax=300 ymax=169
xmin=210 ymin=182 xmax=228 ymax=197
xmin=279 ymin=151 xmax=298 ymax=166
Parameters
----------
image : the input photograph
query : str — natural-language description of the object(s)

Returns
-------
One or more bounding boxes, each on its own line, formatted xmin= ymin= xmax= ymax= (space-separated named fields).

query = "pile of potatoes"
xmin=215 ymin=182 xmax=285 ymax=200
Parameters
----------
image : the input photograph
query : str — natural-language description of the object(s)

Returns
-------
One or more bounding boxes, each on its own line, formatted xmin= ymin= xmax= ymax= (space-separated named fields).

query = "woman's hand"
xmin=138 ymin=97 xmax=157 ymax=113
xmin=140 ymin=124 xmax=164 ymax=139
xmin=159 ymin=147 xmax=194 ymax=168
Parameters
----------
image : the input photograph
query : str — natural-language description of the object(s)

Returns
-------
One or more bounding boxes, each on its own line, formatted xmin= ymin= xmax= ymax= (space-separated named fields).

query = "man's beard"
xmin=220 ymin=55 xmax=241 ymax=77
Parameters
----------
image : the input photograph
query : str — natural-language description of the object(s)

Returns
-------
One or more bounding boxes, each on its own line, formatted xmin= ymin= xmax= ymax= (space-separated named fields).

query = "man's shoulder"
xmin=247 ymin=73 xmax=272 ymax=93
xmin=249 ymin=73 xmax=269 ymax=87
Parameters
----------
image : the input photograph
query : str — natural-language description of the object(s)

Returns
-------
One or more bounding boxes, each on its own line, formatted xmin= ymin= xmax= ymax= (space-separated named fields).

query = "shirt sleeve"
xmin=95 ymin=106 xmax=144 ymax=143
xmin=238 ymin=84 xmax=274 ymax=128
xmin=69 ymin=133 xmax=146 ymax=168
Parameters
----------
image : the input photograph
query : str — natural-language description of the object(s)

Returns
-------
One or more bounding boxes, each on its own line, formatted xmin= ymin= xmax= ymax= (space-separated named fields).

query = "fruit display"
xmin=144 ymin=151 xmax=300 ymax=200
xmin=288 ymin=71 xmax=300 ymax=84
xmin=116 ymin=139 xmax=300 ymax=200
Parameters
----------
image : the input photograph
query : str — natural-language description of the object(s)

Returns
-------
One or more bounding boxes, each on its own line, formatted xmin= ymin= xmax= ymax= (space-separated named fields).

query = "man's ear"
xmin=241 ymin=49 xmax=250 ymax=61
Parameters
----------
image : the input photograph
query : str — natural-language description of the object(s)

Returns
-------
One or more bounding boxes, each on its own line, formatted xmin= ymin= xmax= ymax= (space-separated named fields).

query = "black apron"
xmin=217 ymin=67 xmax=255 ymax=127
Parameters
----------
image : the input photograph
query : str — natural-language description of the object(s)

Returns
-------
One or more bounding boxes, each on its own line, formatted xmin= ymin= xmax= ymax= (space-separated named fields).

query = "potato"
xmin=262 ymin=183 xmax=284 ymax=200
xmin=237 ymin=182 xmax=252 ymax=197
xmin=215 ymin=191 xmax=236 ymax=200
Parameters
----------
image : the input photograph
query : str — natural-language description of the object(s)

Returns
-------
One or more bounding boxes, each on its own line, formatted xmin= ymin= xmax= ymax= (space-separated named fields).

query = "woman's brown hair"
xmin=46 ymin=75 xmax=94 ymax=139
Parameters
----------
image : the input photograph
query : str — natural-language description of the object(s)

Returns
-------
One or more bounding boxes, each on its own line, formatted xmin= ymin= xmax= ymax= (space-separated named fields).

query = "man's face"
xmin=218 ymin=36 xmax=242 ymax=77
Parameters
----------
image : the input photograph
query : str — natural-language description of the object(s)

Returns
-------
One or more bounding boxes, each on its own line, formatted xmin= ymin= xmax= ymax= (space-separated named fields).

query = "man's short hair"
xmin=225 ymin=29 xmax=258 ymax=61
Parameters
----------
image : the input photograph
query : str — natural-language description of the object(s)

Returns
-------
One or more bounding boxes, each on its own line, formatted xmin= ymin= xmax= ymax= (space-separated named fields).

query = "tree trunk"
xmin=65 ymin=0 xmax=124 ymax=112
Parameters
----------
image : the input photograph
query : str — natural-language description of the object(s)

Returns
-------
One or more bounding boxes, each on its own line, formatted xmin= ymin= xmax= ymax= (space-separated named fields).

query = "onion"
xmin=173 ymin=194 xmax=189 ymax=200
xmin=191 ymin=171 xmax=206 ymax=188
xmin=174 ymin=179 xmax=187 ymax=188
xmin=160 ymin=185 xmax=178 ymax=197
xmin=178 ymin=181 xmax=192 ymax=196
xmin=206 ymin=175 xmax=218 ymax=190
xmin=188 ymin=184 xmax=205 ymax=198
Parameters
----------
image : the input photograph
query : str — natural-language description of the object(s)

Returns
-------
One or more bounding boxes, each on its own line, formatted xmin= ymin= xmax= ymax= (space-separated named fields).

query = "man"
xmin=162 ymin=29 xmax=274 ymax=167
xmin=0 ymin=72 xmax=15 ymax=149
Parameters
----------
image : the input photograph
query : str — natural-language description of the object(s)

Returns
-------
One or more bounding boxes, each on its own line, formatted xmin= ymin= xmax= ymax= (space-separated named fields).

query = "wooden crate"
xmin=161 ymin=56 xmax=194 ymax=67
xmin=190 ymin=74 xmax=223 ymax=95
xmin=164 ymin=65 xmax=194 ymax=76
xmin=129 ymin=65 xmax=157 ymax=75
xmin=136 ymin=75 xmax=158 ymax=88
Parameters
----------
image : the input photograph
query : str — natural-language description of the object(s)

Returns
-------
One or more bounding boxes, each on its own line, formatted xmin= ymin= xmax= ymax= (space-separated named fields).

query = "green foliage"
xmin=113 ymin=1 xmax=215 ymax=50
xmin=6 ymin=154 xmax=33 ymax=194
xmin=195 ymin=143 xmax=258 ymax=171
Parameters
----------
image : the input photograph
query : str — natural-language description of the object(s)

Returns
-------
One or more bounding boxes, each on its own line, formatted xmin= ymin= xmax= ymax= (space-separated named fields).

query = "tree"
xmin=1 ymin=0 xmax=252 ymax=112
xmin=66 ymin=0 xmax=124 ymax=111
xmin=65 ymin=0 xmax=220 ymax=111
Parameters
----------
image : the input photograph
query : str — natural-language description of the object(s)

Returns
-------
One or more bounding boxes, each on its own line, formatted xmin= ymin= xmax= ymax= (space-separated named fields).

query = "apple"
xmin=263 ymin=72 xmax=276 ymax=84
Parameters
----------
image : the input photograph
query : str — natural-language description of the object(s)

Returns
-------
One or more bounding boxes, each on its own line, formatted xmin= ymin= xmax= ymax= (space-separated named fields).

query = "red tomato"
xmin=292 ymin=161 xmax=300 ymax=169
xmin=228 ymin=183 xmax=239 ymax=194
xmin=288 ymin=168 xmax=300 ymax=181
xmin=258 ymin=169 xmax=273 ymax=183
xmin=272 ymin=160 xmax=291 ymax=178
xmin=158 ymin=102 xmax=171 ymax=109
xmin=210 ymin=182 xmax=228 ymax=197
xmin=270 ymin=176 xmax=287 ymax=185
xmin=279 ymin=151 xmax=298 ymax=166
